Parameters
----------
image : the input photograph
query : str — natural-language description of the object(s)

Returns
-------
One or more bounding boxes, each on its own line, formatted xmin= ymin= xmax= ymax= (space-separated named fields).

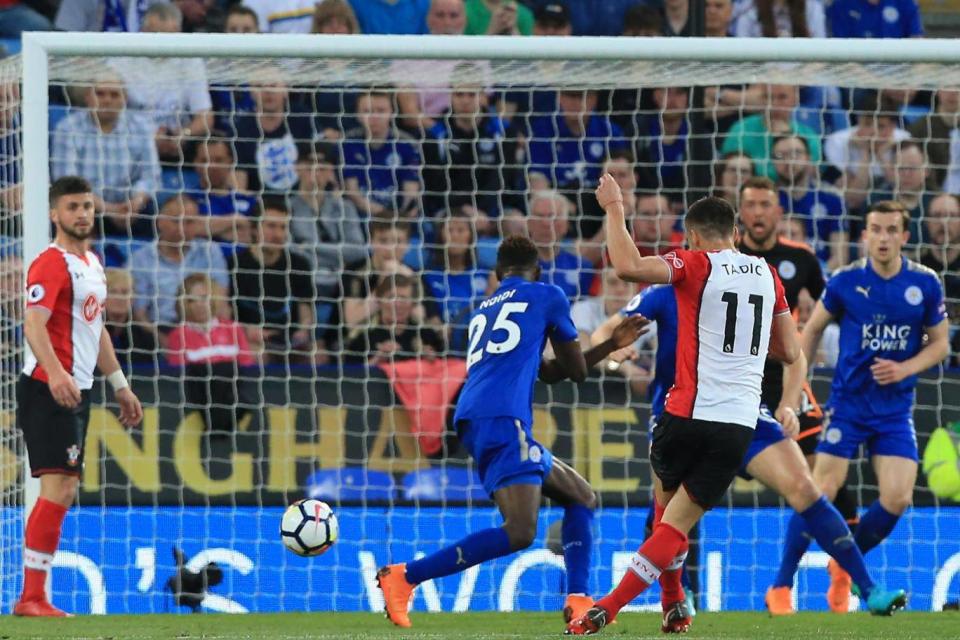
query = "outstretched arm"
xmin=799 ymin=301 xmax=834 ymax=365
xmin=596 ymin=174 xmax=672 ymax=285
xmin=539 ymin=315 xmax=649 ymax=383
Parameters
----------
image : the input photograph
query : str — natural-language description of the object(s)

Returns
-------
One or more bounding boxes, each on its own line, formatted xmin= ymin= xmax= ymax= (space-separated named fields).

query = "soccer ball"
xmin=280 ymin=499 xmax=339 ymax=557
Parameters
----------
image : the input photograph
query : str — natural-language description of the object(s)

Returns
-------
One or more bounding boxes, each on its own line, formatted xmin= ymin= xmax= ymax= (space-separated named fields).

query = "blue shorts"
xmin=456 ymin=417 xmax=554 ymax=497
xmin=816 ymin=408 xmax=918 ymax=461
xmin=738 ymin=407 xmax=787 ymax=478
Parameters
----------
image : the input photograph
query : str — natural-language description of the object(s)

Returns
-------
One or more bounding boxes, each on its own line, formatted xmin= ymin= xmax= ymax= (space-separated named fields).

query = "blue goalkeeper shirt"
xmin=822 ymin=256 xmax=947 ymax=418
xmin=454 ymin=276 xmax=578 ymax=425
xmin=621 ymin=284 xmax=677 ymax=419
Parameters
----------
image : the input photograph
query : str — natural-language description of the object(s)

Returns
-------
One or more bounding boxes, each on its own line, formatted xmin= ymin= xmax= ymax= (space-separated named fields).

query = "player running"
xmin=736 ymin=177 xmax=863 ymax=613
xmin=771 ymin=200 xmax=949 ymax=610
xmin=566 ymin=176 xmax=802 ymax=635
xmin=14 ymin=176 xmax=143 ymax=617
xmin=377 ymin=235 xmax=648 ymax=628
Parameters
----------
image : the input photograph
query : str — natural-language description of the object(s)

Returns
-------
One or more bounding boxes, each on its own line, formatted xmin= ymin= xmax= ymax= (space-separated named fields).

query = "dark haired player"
xmin=15 ymin=176 xmax=143 ymax=617
xmin=377 ymin=235 xmax=648 ymax=628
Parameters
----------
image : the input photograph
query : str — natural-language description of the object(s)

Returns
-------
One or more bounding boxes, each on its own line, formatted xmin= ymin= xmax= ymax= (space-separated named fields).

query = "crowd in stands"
xmin=0 ymin=0 xmax=956 ymax=387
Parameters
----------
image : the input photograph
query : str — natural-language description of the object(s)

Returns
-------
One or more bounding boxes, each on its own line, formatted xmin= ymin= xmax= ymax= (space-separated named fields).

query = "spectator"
xmin=342 ymin=89 xmax=422 ymax=218
xmin=111 ymin=3 xmax=214 ymax=160
xmin=290 ymin=141 xmax=366 ymax=297
xmin=173 ymin=0 xmax=216 ymax=32
xmin=343 ymin=273 xmax=443 ymax=363
xmin=55 ymin=0 xmax=145 ymax=32
xmin=189 ymin=135 xmax=257 ymax=244
xmin=630 ymin=191 xmax=683 ymax=256
xmin=224 ymin=3 xmax=259 ymax=33
xmin=130 ymin=194 xmax=229 ymax=329
xmin=865 ymin=139 xmax=929 ymax=245
xmin=394 ymin=0 xmax=470 ymax=133
xmin=533 ymin=2 xmax=572 ymax=35
xmin=310 ymin=1 xmax=363 ymax=139
xmin=422 ymin=62 xmax=511 ymax=222
xmin=705 ymin=0 xmax=734 ymax=35
xmin=911 ymin=88 xmax=960 ymax=189
xmin=730 ymin=0 xmax=826 ymax=38
xmin=104 ymin=267 xmax=158 ymax=367
xmin=825 ymin=92 xmax=910 ymax=210
xmin=622 ymin=4 xmax=663 ymax=37
xmin=422 ymin=207 xmax=489 ymax=354
xmin=660 ymin=0 xmax=689 ymax=36
xmin=721 ymin=83 xmax=822 ymax=181
xmin=228 ymin=197 xmax=319 ymax=363
xmin=920 ymin=193 xmax=960 ymax=311
xmin=0 ymin=247 xmax=21 ymax=376
xmin=526 ymin=189 xmax=593 ymax=300
xmin=0 ymin=1 xmax=52 ymax=36
xmin=0 ymin=80 xmax=19 ymax=217
xmin=577 ymin=149 xmax=637 ymax=264
xmin=827 ymin=0 xmax=923 ymax=38
xmin=714 ymin=151 xmax=756 ymax=208
xmin=51 ymin=69 xmax=161 ymax=239
xmin=464 ymin=0 xmax=531 ymax=35
xmin=349 ymin=0 xmax=429 ymax=34
xmin=245 ymin=0 xmax=316 ymax=33
xmin=341 ymin=215 xmax=414 ymax=327
xmin=232 ymin=78 xmax=315 ymax=193
xmin=772 ymin=134 xmax=848 ymax=269
xmin=527 ymin=0 xmax=651 ymax=36
xmin=313 ymin=0 xmax=361 ymax=33
xmin=527 ymin=88 xmax=627 ymax=193
xmin=167 ymin=273 xmax=254 ymax=367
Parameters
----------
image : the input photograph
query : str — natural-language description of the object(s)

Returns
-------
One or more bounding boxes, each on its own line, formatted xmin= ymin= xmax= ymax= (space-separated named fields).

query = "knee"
xmin=815 ymin=475 xmax=842 ymax=501
xmin=503 ymin=520 xmax=537 ymax=551
xmin=880 ymin=491 xmax=912 ymax=516
xmin=574 ymin=490 xmax=598 ymax=512
xmin=46 ymin=476 xmax=78 ymax=507
xmin=786 ymin=477 xmax=822 ymax=512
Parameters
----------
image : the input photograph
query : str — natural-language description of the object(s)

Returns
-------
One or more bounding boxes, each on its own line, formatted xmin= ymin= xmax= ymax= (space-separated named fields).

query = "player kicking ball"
xmin=567 ymin=176 xmax=803 ymax=635
xmin=377 ymin=235 xmax=649 ymax=628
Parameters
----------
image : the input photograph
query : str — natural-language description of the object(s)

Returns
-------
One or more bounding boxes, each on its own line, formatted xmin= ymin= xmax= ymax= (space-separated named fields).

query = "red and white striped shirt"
xmin=660 ymin=248 xmax=790 ymax=428
xmin=23 ymin=244 xmax=106 ymax=390
xmin=165 ymin=318 xmax=254 ymax=367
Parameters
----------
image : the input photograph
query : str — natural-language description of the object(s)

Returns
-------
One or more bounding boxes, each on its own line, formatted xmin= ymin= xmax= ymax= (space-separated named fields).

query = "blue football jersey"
xmin=822 ymin=257 xmax=947 ymax=417
xmin=454 ymin=276 xmax=578 ymax=424
xmin=621 ymin=284 xmax=678 ymax=419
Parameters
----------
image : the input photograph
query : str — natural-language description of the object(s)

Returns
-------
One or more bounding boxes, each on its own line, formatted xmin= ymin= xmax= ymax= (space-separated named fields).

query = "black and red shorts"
xmin=16 ymin=374 xmax=91 ymax=477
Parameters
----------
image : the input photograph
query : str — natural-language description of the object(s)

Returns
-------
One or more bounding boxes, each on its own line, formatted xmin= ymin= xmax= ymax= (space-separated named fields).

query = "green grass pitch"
xmin=2 ymin=612 xmax=957 ymax=639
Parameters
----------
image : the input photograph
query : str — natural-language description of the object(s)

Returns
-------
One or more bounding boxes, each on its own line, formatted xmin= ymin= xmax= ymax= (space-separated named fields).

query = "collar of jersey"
xmin=865 ymin=255 xmax=907 ymax=281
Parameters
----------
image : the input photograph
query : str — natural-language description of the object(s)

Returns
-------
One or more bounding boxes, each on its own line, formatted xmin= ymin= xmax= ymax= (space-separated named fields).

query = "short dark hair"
xmin=259 ymin=194 xmax=289 ymax=217
xmin=49 ymin=176 xmax=92 ymax=207
xmin=374 ymin=272 xmax=414 ymax=297
xmin=225 ymin=4 xmax=258 ymax=27
xmin=622 ymin=4 xmax=662 ymax=35
xmin=605 ymin=147 xmax=636 ymax=165
xmin=684 ymin=196 xmax=737 ymax=239
xmin=865 ymin=200 xmax=911 ymax=232
xmin=368 ymin=213 xmax=410 ymax=238
xmin=772 ymin=134 xmax=809 ymax=155
xmin=496 ymin=235 xmax=539 ymax=275
xmin=297 ymin=140 xmax=340 ymax=167
xmin=361 ymin=86 xmax=395 ymax=109
xmin=739 ymin=176 xmax=777 ymax=196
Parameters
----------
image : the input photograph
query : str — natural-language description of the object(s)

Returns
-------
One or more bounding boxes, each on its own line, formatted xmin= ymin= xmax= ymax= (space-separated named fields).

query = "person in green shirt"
xmin=465 ymin=0 xmax=533 ymax=35
xmin=720 ymin=84 xmax=822 ymax=181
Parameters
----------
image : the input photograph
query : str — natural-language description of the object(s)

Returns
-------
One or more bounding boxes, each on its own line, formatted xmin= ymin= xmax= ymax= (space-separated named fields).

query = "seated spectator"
xmin=111 ymin=3 xmax=214 ymax=161
xmin=341 ymin=215 xmax=414 ymax=325
xmin=232 ymin=78 xmax=315 ymax=193
xmin=131 ymin=194 xmax=229 ymax=329
xmin=0 ymin=1 xmax=52 ymax=37
xmin=56 ymin=0 xmax=144 ymax=32
xmin=210 ymin=7 xmax=259 ymax=130
xmin=224 ymin=4 xmax=259 ymax=33
xmin=422 ymin=208 xmax=489 ymax=354
xmin=864 ymin=139 xmax=929 ymax=245
xmin=827 ymin=0 xmax=923 ymax=38
xmin=290 ymin=141 xmax=366 ymax=297
xmin=342 ymin=89 xmax=422 ymax=218
xmin=465 ymin=0 xmax=532 ymax=35
xmin=245 ymin=0 xmax=316 ymax=33
xmin=349 ymin=0 xmax=429 ymax=34
xmin=631 ymin=191 xmax=683 ymax=256
xmin=167 ymin=273 xmax=254 ymax=367
xmin=911 ymin=88 xmax=960 ymax=190
xmin=228 ymin=197 xmax=320 ymax=364
xmin=660 ymin=0 xmax=689 ymax=36
xmin=772 ymin=134 xmax=848 ymax=269
xmin=310 ymin=1 xmax=362 ymax=139
xmin=313 ymin=0 xmax=360 ymax=33
xmin=721 ymin=83 xmax=822 ymax=180
xmin=622 ymin=4 xmax=663 ymax=36
xmin=825 ymin=92 xmax=909 ymax=210
xmin=533 ymin=2 xmax=572 ymax=35
xmin=578 ymin=150 xmax=637 ymax=264
xmin=714 ymin=151 xmax=756 ymax=208
xmin=0 ymin=246 xmax=21 ymax=374
xmin=343 ymin=273 xmax=444 ymax=363
xmin=51 ymin=69 xmax=160 ymax=239
xmin=526 ymin=190 xmax=593 ymax=300
xmin=527 ymin=0 xmax=651 ymax=36
xmin=705 ymin=0 xmax=734 ymax=35
xmin=422 ymin=62 xmax=512 ymax=222
xmin=635 ymin=86 xmax=703 ymax=202
xmin=104 ymin=267 xmax=158 ymax=367
xmin=527 ymin=89 xmax=627 ymax=194
xmin=0 ymin=80 xmax=19 ymax=217
xmin=730 ymin=0 xmax=826 ymax=38
xmin=190 ymin=134 xmax=257 ymax=243
xmin=920 ymin=193 xmax=960 ymax=312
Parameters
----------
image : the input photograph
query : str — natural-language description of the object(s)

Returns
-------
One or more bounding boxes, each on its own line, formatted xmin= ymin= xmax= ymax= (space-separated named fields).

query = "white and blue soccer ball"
xmin=280 ymin=499 xmax=339 ymax=557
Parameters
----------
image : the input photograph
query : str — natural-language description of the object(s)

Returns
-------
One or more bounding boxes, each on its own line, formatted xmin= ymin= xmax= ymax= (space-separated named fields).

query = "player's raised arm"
xmin=798 ymin=300 xmax=834 ymax=365
xmin=595 ymin=174 xmax=672 ymax=285
xmin=540 ymin=315 xmax=649 ymax=384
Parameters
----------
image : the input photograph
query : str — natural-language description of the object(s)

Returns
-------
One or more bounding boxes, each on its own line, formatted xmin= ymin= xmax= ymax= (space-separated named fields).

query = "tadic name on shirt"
xmin=479 ymin=288 xmax=516 ymax=310
xmin=720 ymin=262 xmax=765 ymax=276
xmin=861 ymin=322 xmax=911 ymax=351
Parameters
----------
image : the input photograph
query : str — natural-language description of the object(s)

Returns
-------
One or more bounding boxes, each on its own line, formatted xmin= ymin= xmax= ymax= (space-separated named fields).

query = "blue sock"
xmin=404 ymin=527 xmax=512 ymax=585
xmin=854 ymin=501 xmax=900 ymax=555
xmin=562 ymin=504 xmax=593 ymax=595
xmin=800 ymin=496 xmax=874 ymax=598
xmin=773 ymin=512 xmax=813 ymax=588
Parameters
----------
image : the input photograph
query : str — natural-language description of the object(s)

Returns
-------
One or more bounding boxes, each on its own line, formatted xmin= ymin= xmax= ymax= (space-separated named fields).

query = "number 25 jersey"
xmin=454 ymin=276 xmax=579 ymax=425
xmin=661 ymin=249 xmax=790 ymax=428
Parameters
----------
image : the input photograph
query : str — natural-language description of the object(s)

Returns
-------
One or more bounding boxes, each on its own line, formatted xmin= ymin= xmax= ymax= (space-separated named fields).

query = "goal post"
xmin=7 ymin=31 xmax=960 ymax=615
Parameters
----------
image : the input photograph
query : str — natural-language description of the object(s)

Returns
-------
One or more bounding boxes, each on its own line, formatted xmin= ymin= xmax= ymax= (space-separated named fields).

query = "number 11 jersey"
xmin=454 ymin=276 xmax=579 ymax=425
xmin=660 ymin=249 xmax=790 ymax=429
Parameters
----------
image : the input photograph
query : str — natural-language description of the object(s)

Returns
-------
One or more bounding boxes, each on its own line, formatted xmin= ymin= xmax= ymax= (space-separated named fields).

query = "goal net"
xmin=2 ymin=33 xmax=959 ymax=615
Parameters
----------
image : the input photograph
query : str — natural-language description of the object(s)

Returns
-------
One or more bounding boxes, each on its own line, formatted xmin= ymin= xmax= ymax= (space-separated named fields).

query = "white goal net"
xmin=1 ymin=34 xmax=958 ymax=615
